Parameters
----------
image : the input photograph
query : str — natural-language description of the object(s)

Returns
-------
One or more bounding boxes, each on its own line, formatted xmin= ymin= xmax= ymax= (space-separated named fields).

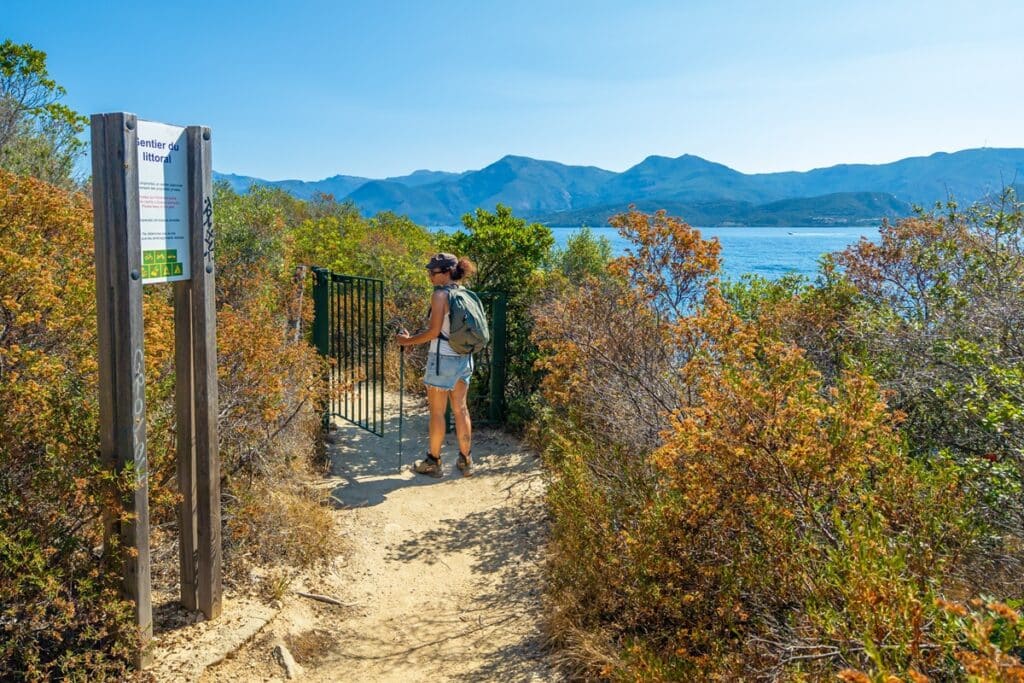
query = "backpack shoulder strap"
xmin=431 ymin=284 xmax=455 ymax=342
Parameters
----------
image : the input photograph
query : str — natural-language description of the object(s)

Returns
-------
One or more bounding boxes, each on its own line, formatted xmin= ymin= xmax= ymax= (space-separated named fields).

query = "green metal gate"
xmin=311 ymin=266 xmax=509 ymax=433
xmin=311 ymin=268 xmax=385 ymax=435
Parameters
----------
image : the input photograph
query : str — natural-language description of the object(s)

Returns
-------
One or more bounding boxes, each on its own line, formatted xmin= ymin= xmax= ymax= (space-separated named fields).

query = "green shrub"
xmin=836 ymin=192 xmax=1024 ymax=469
xmin=550 ymin=226 xmax=613 ymax=282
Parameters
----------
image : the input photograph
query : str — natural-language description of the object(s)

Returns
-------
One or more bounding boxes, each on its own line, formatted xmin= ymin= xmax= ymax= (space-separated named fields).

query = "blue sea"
xmin=551 ymin=226 xmax=879 ymax=282
xmin=437 ymin=225 xmax=880 ymax=282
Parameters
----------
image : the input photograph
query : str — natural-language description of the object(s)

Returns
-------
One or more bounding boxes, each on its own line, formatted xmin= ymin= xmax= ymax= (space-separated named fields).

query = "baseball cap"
xmin=425 ymin=253 xmax=458 ymax=271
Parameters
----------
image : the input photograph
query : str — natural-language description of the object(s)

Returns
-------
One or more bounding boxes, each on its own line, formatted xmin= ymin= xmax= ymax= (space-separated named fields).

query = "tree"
xmin=550 ymin=226 xmax=613 ymax=282
xmin=0 ymin=40 xmax=87 ymax=187
xmin=444 ymin=204 xmax=554 ymax=296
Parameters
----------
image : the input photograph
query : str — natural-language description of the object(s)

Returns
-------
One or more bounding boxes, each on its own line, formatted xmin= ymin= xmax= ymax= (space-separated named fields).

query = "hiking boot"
xmin=413 ymin=453 xmax=443 ymax=478
xmin=456 ymin=452 xmax=473 ymax=477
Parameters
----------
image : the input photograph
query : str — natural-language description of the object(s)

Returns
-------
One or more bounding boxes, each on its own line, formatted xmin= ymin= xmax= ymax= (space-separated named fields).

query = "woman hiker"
xmin=395 ymin=253 xmax=476 ymax=478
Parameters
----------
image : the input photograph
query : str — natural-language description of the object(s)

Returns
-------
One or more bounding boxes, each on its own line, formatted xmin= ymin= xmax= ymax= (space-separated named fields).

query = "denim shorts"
xmin=424 ymin=352 xmax=474 ymax=390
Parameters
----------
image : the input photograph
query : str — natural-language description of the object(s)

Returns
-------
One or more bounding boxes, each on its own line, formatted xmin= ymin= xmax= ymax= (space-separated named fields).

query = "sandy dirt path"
xmin=194 ymin=392 xmax=555 ymax=682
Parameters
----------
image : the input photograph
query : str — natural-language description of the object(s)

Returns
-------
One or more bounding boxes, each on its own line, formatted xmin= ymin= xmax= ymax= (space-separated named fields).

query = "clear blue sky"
xmin=6 ymin=0 xmax=1024 ymax=180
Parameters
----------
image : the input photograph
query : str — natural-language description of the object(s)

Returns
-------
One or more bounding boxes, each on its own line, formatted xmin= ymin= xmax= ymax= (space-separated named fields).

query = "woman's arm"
xmin=396 ymin=289 xmax=448 ymax=346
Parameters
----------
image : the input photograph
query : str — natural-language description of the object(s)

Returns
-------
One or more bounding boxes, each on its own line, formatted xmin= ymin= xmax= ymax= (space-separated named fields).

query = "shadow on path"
xmin=385 ymin=475 xmax=550 ymax=681
xmin=325 ymin=401 xmax=538 ymax=510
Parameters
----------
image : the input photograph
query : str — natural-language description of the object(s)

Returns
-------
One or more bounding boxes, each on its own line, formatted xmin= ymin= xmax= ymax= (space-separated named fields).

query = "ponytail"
xmin=452 ymin=257 xmax=476 ymax=282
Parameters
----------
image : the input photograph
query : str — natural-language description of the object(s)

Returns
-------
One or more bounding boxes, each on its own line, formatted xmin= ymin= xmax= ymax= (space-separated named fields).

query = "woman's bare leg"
xmin=426 ymin=385 xmax=449 ymax=458
xmin=450 ymin=379 xmax=472 ymax=458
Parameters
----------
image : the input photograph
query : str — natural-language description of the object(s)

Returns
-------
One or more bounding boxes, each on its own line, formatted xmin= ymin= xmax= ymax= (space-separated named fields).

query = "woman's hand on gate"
xmin=396 ymin=329 xmax=411 ymax=346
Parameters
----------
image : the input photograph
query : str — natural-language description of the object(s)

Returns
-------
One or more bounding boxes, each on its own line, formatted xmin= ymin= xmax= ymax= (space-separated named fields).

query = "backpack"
xmin=437 ymin=285 xmax=490 ymax=355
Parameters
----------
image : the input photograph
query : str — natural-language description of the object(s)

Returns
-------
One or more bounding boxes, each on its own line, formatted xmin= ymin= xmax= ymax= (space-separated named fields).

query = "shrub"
xmin=639 ymin=294 xmax=979 ymax=678
xmin=213 ymin=181 xmax=302 ymax=310
xmin=287 ymin=199 xmax=436 ymax=328
xmin=210 ymin=184 xmax=334 ymax=576
xmin=607 ymin=207 xmax=721 ymax=318
xmin=534 ymin=275 xmax=678 ymax=452
xmin=535 ymin=206 xmax=1023 ymax=680
xmin=0 ymin=170 xmax=137 ymax=680
xmin=534 ymin=209 xmax=720 ymax=450
xmin=550 ymin=226 xmax=613 ymax=282
xmin=216 ymin=301 xmax=323 ymax=482
xmin=835 ymin=192 xmax=1024 ymax=469
xmin=541 ymin=292 xmax=989 ymax=680
xmin=0 ymin=172 xmax=339 ymax=677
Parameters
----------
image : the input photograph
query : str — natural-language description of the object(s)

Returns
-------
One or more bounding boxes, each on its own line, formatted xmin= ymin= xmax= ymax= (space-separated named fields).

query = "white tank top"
xmin=430 ymin=291 xmax=460 ymax=355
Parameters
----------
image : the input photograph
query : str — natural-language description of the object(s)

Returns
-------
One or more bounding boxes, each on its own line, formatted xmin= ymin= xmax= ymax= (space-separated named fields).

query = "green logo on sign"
xmin=142 ymin=250 xmax=184 ymax=279
xmin=143 ymin=249 xmax=179 ymax=266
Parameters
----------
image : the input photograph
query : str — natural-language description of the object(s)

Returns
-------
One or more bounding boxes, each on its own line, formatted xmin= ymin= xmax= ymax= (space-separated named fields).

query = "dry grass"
xmin=225 ymin=474 xmax=339 ymax=578
xmin=285 ymin=629 xmax=340 ymax=667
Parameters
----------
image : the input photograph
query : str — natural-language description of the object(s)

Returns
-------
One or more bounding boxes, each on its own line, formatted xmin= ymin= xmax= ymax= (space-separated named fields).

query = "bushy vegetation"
xmin=0 ymin=39 xmax=443 ymax=675
xmin=550 ymin=226 xmax=613 ymax=283
xmin=0 ymin=171 xmax=139 ymax=680
xmin=0 ymin=173 xmax=327 ymax=680
xmin=533 ymin=202 xmax=1024 ymax=680
xmin=288 ymin=196 xmax=437 ymax=324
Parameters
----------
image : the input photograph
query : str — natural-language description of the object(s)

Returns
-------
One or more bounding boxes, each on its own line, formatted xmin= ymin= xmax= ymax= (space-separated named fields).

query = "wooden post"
xmin=174 ymin=282 xmax=198 ymax=611
xmin=187 ymin=125 xmax=222 ymax=619
xmin=91 ymin=112 xmax=153 ymax=667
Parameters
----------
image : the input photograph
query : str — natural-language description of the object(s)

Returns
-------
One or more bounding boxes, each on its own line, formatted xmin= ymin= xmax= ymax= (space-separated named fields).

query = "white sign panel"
xmin=137 ymin=120 xmax=190 ymax=283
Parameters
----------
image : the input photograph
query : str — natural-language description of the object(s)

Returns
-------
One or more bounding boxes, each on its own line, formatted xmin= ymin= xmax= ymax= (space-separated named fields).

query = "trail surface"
xmin=195 ymin=392 xmax=554 ymax=682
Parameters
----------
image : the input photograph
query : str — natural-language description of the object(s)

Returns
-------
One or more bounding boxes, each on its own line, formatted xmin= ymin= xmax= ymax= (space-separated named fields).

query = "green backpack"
xmin=437 ymin=285 xmax=490 ymax=355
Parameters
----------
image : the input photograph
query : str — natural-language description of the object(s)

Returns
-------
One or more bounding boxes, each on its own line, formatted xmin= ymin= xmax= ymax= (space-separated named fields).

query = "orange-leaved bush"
xmin=535 ymin=208 xmax=996 ymax=680
xmin=0 ymin=170 xmax=137 ymax=679
xmin=608 ymin=206 xmax=721 ymax=319
xmin=533 ymin=209 xmax=721 ymax=451
xmin=634 ymin=290 xmax=977 ymax=678
xmin=0 ymin=171 xmax=337 ymax=678
xmin=208 ymin=182 xmax=332 ymax=573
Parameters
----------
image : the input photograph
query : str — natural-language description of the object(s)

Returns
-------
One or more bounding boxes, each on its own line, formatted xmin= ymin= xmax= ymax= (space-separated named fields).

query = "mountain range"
xmin=214 ymin=148 xmax=1024 ymax=227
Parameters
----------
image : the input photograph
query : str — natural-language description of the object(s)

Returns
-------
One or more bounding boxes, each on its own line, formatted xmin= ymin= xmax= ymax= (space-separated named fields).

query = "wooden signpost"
xmin=91 ymin=112 xmax=221 ymax=668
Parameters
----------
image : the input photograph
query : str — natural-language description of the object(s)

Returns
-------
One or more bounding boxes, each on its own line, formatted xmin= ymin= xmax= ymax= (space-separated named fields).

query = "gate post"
xmin=487 ymin=292 xmax=508 ymax=424
xmin=311 ymin=267 xmax=330 ymax=429
xmin=312 ymin=267 xmax=329 ymax=357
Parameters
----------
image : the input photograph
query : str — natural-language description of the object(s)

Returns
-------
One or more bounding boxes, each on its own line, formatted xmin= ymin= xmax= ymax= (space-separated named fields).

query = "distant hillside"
xmin=531 ymin=192 xmax=912 ymax=227
xmin=404 ymin=155 xmax=617 ymax=222
xmin=346 ymin=180 xmax=455 ymax=225
xmin=212 ymin=169 xmax=467 ymax=200
xmin=597 ymin=154 xmax=760 ymax=204
xmin=215 ymin=147 xmax=1024 ymax=226
xmin=761 ymin=148 xmax=1024 ymax=206
xmin=383 ymin=169 xmax=468 ymax=187
xmin=214 ymin=172 xmax=371 ymax=200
